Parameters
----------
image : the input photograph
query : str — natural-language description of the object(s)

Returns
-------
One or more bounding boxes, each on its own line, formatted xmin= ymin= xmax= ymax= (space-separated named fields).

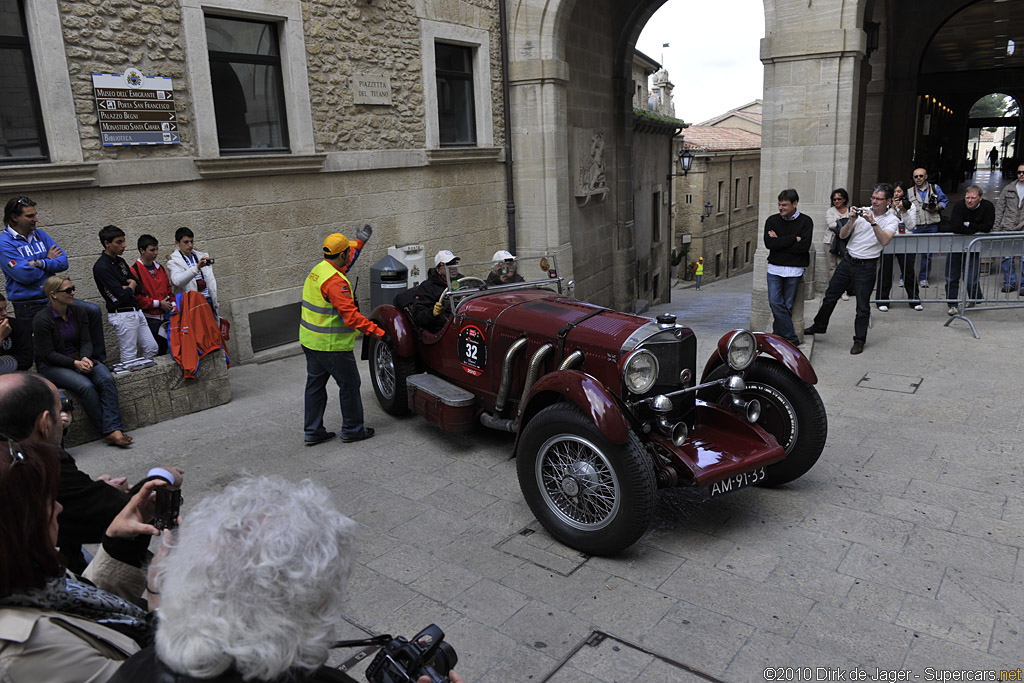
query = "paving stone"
xmin=904 ymin=479 xmax=1007 ymax=518
xmin=824 ymin=483 xmax=885 ymax=513
xmin=348 ymin=488 xmax=429 ymax=533
xmin=365 ymin=544 xmax=443 ymax=585
xmin=644 ymin=528 xmax=734 ymax=567
xmin=583 ymin=544 xmax=686 ymax=590
xmin=570 ymin=576 xmax=677 ymax=639
xmin=831 ymin=466 xmax=913 ymax=497
xmin=635 ymin=658 xmax=711 ymax=683
xmin=713 ymin=513 xmax=853 ymax=570
xmin=409 ymin=561 xmax=483 ymax=604
xmin=950 ymin=511 xmax=1024 ymax=549
xmin=801 ymin=503 xmax=913 ymax=552
xmin=838 ymin=544 xmax=945 ymax=598
xmin=936 ymin=567 xmax=1024 ymax=618
xmin=385 ymin=508 xmax=476 ymax=550
xmin=713 ymin=544 xmax=780 ymax=581
xmin=475 ymin=642 xmax=561 ymax=683
xmin=500 ymin=600 xmax=597 ymax=660
xmin=903 ymin=526 xmax=1018 ymax=581
xmin=448 ymin=578 xmax=531 ymax=629
xmin=793 ymin=603 xmax=914 ymax=671
xmin=658 ymin=564 xmax=814 ymax=637
xmin=842 ymin=579 xmax=906 ymax=621
xmin=441 ymin=527 xmax=524 ymax=582
xmin=901 ymin=632 xmax=1017 ymax=676
xmin=895 ymin=593 xmax=995 ymax=650
xmin=499 ymin=563 xmax=609 ymax=613
xmin=990 ymin=615 xmax=1023 ymax=660
xmin=763 ymin=557 xmax=858 ymax=607
xmin=557 ymin=633 xmax=656 ymax=683
xmin=341 ymin=567 xmax=418 ymax=630
xmin=442 ymin=616 xmax=521 ymax=681
xmin=637 ymin=600 xmax=754 ymax=676
xmin=936 ymin=462 xmax=1023 ymax=498
xmin=872 ymin=495 xmax=957 ymax=530
xmin=724 ymin=629 xmax=862 ymax=681
xmin=431 ymin=481 xmax=499 ymax=519
xmin=468 ymin=498 xmax=535 ymax=535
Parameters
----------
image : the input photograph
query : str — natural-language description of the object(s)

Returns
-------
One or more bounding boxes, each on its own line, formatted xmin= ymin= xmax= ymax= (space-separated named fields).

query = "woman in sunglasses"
xmin=0 ymin=438 xmax=163 ymax=681
xmin=32 ymin=277 xmax=132 ymax=447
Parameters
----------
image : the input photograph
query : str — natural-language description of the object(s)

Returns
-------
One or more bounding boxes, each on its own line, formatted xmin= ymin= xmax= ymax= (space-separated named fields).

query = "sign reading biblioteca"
xmin=92 ymin=68 xmax=180 ymax=146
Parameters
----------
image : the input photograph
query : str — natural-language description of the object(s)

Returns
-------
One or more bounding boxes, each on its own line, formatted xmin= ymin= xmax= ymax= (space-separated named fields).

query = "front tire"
xmin=369 ymin=336 xmax=415 ymax=415
xmin=699 ymin=358 xmax=827 ymax=486
xmin=517 ymin=403 xmax=656 ymax=555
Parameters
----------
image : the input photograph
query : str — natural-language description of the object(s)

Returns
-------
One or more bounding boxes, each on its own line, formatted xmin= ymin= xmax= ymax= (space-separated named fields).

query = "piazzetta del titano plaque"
xmin=92 ymin=68 xmax=180 ymax=146
xmin=352 ymin=74 xmax=393 ymax=105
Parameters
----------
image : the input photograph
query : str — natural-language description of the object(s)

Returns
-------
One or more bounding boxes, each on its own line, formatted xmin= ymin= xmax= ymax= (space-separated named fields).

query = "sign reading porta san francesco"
xmin=352 ymin=74 xmax=393 ymax=106
xmin=92 ymin=68 xmax=180 ymax=146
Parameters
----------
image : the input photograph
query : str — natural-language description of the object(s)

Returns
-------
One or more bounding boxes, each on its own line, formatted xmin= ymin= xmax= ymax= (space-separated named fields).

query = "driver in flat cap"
xmin=299 ymin=232 xmax=387 ymax=447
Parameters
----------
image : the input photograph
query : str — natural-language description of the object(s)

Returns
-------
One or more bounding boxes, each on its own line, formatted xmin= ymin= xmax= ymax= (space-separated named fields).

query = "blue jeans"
xmin=302 ymin=346 xmax=364 ymax=440
xmin=13 ymin=299 xmax=107 ymax=362
xmin=40 ymin=363 xmax=122 ymax=435
xmin=766 ymin=273 xmax=801 ymax=344
xmin=1001 ymin=256 xmax=1020 ymax=289
xmin=695 ymin=275 xmax=702 ymax=289
xmin=912 ymin=223 xmax=939 ymax=281
xmin=813 ymin=256 xmax=877 ymax=344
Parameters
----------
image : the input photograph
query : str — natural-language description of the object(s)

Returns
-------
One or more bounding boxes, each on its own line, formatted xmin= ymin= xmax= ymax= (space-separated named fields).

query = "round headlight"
xmin=726 ymin=330 xmax=756 ymax=371
xmin=622 ymin=349 xmax=659 ymax=394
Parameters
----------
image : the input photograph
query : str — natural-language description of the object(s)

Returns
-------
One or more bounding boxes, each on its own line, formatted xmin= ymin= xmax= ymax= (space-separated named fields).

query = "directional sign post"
xmin=92 ymin=69 xmax=181 ymax=146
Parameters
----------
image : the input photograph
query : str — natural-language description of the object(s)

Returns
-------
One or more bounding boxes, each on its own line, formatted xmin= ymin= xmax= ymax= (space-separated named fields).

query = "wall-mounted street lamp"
xmin=677 ymin=147 xmax=695 ymax=176
xmin=700 ymin=201 xmax=713 ymax=222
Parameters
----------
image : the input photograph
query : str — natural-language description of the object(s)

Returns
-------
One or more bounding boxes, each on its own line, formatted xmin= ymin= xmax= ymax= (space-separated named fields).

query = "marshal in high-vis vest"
xmin=299 ymin=232 xmax=387 ymax=447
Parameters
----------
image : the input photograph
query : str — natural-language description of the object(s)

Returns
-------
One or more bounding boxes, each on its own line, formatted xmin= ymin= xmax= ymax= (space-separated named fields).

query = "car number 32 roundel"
xmin=458 ymin=324 xmax=487 ymax=376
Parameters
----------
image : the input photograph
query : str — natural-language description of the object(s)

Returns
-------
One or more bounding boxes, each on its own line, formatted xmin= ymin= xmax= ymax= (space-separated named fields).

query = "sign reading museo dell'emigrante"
xmin=92 ymin=68 xmax=180 ymax=146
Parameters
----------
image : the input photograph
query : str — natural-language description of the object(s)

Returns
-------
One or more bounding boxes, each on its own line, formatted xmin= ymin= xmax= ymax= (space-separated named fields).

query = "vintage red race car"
xmin=364 ymin=256 xmax=826 ymax=555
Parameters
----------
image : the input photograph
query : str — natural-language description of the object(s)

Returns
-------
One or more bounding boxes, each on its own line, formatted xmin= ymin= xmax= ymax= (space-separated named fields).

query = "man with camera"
xmin=0 ymin=371 xmax=182 ymax=573
xmin=906 ymin=168 xmax=948 ymax=288
xmin=805 ymin=183 xmax=898 ymax=355
xmin=945 ymin=185 xmax=994 ymax=315
xmin=167 ymin=227 xmax=219 ymax=320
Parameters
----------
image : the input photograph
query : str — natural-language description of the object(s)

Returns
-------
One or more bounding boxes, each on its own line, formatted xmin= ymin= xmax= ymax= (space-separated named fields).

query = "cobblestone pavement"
xmin=74 ymin=272 xmax=1022 ymax=682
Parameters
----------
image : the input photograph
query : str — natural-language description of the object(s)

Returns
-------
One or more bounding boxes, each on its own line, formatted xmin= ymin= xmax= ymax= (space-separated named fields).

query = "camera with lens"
xmin=58 ymin=390 xmax=74 ymax=414
xmin=925 ymin=199 xmax=937 ymax=212
xmin=365 ymin=624 xmax=457 ymax=683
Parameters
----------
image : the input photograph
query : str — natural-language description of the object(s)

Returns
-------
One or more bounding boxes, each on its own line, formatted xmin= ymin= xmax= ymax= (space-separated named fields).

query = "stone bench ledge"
xmin=64 ymin=351 xmax=230 ymax=447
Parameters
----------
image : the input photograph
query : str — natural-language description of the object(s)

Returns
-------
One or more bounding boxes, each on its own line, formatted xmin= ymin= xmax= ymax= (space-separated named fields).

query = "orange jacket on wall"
xmin=170 ymin=290 xmax=223 ymax=379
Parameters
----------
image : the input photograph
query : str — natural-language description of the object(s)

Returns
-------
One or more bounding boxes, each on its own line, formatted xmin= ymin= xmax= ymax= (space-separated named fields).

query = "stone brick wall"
xmin=59 ymin=0 xmax=194 ymax=159
xmin=565 ymin=0 xmax=617 ymax=308
xmin=30 ymin=162 xmax=506 ymax=363
xmin=303 ymin=0 xmax=505 ymax=152
xmin=64 ymin=351 xmax=230 ymax=446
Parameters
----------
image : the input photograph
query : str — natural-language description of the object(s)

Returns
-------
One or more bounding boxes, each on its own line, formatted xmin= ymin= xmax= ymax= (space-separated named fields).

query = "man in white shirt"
xmin=804 ymin=183 xmax=898 ymax=355
xmin=994 ymin=163 xmax=1024 ymax=294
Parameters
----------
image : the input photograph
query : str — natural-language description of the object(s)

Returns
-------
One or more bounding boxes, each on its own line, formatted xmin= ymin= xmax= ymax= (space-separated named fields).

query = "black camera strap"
xmin=330 ymin=634 xmax=393 ymax=678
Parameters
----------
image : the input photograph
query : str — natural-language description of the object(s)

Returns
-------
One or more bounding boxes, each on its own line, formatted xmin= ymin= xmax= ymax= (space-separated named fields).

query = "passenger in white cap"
xmin=393 ymin=249 xmax=462 ymax=333
xmin=485 ymin=250 xmax=524 ymax=286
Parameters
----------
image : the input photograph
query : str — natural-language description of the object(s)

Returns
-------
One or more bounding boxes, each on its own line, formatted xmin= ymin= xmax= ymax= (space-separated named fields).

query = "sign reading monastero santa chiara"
xmin=92 ymin=68 xmax=181 ymax=146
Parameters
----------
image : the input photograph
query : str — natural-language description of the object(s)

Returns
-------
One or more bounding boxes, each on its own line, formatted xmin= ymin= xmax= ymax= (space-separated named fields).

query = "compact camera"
xmin=365 ymin=624 xmax=457 ymax=683
xmin=153 ymin=485 xmax=182 ymax=530
xmin=205 ymin=258 xmax=215 ymax=264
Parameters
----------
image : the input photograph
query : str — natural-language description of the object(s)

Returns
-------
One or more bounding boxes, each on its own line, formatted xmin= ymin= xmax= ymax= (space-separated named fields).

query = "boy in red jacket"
xmin=130 ymin=234 xmax=174 ymax=355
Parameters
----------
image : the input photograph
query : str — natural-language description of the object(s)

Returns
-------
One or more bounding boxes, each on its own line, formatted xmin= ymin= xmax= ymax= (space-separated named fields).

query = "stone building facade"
xmin=4 ymin=0 xmax=508 ymax=364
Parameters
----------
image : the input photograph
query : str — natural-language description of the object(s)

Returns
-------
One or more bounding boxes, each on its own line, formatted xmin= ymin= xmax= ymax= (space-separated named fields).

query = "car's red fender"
xmin=514 ymin=369 xmax=632 ymax=453
xmin=362 ymin=305 xmax=416 ymax=360
xmin=701 ymin=331 xmax=818 ymax=384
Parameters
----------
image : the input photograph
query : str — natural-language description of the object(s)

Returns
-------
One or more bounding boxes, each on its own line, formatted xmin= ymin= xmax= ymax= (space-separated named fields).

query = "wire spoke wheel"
xmin=537 ymin=435 xmax=620 ymax=530
xmin=373 ymin=340 xmax=396 ymax=399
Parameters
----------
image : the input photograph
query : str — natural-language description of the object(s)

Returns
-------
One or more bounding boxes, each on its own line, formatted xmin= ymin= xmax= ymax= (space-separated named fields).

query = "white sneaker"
xmin=841 ymin=292 xmax=849 ymax=301
xmin=898 ymin=278 xmax=904 ymax=287
xmin=920 ymin=279 xmax=930 ymax=288
xmin=947 ymin=305 xmax=958 ymax=316
xmin=913 ymin=304 xmax=924 ymax=311
xmin=878 ymin=305 xmax=889 ymax=312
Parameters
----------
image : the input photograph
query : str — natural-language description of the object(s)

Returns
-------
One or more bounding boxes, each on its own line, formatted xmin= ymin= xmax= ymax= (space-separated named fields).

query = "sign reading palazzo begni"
xmin=92 ymin=68 xmax=181 ymax=146
xmin=352 ymin=74 xmax=393 ymax=105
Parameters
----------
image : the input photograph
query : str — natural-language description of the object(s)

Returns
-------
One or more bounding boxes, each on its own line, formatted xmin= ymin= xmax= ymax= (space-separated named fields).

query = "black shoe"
xmin=341 ymin=427 xmax=375 ymax=443
xmin=850 ymin=341 xmax=864 ymax=355
xmin=1002 ymin=285 xmax=1015 ymax=293
xmin=305 ymin=431 xmax=336 ymax=447
xmin=803 ymin=324 xmax=826 ymax=335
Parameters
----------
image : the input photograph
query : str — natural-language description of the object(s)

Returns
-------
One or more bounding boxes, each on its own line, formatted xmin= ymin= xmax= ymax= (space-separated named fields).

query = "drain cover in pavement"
xmin=495 ymin=524 xmax=589 ymax=575
xmin=542 ymin=631 xmax=724 ymax=682
xmin=856 ymin=372 xmax=922 ymax=393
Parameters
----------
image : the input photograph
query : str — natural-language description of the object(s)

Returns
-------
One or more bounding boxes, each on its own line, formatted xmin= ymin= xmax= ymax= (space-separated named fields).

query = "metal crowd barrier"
xmin=870 ymin=232 xmax=1024 ymax=338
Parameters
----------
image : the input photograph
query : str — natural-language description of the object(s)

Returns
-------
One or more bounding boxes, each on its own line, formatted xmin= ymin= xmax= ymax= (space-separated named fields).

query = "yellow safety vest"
xmin=299 ymin=260 xmax=356 ymax=352
xmin=695 ymin=262 xmax=704 ymax=276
